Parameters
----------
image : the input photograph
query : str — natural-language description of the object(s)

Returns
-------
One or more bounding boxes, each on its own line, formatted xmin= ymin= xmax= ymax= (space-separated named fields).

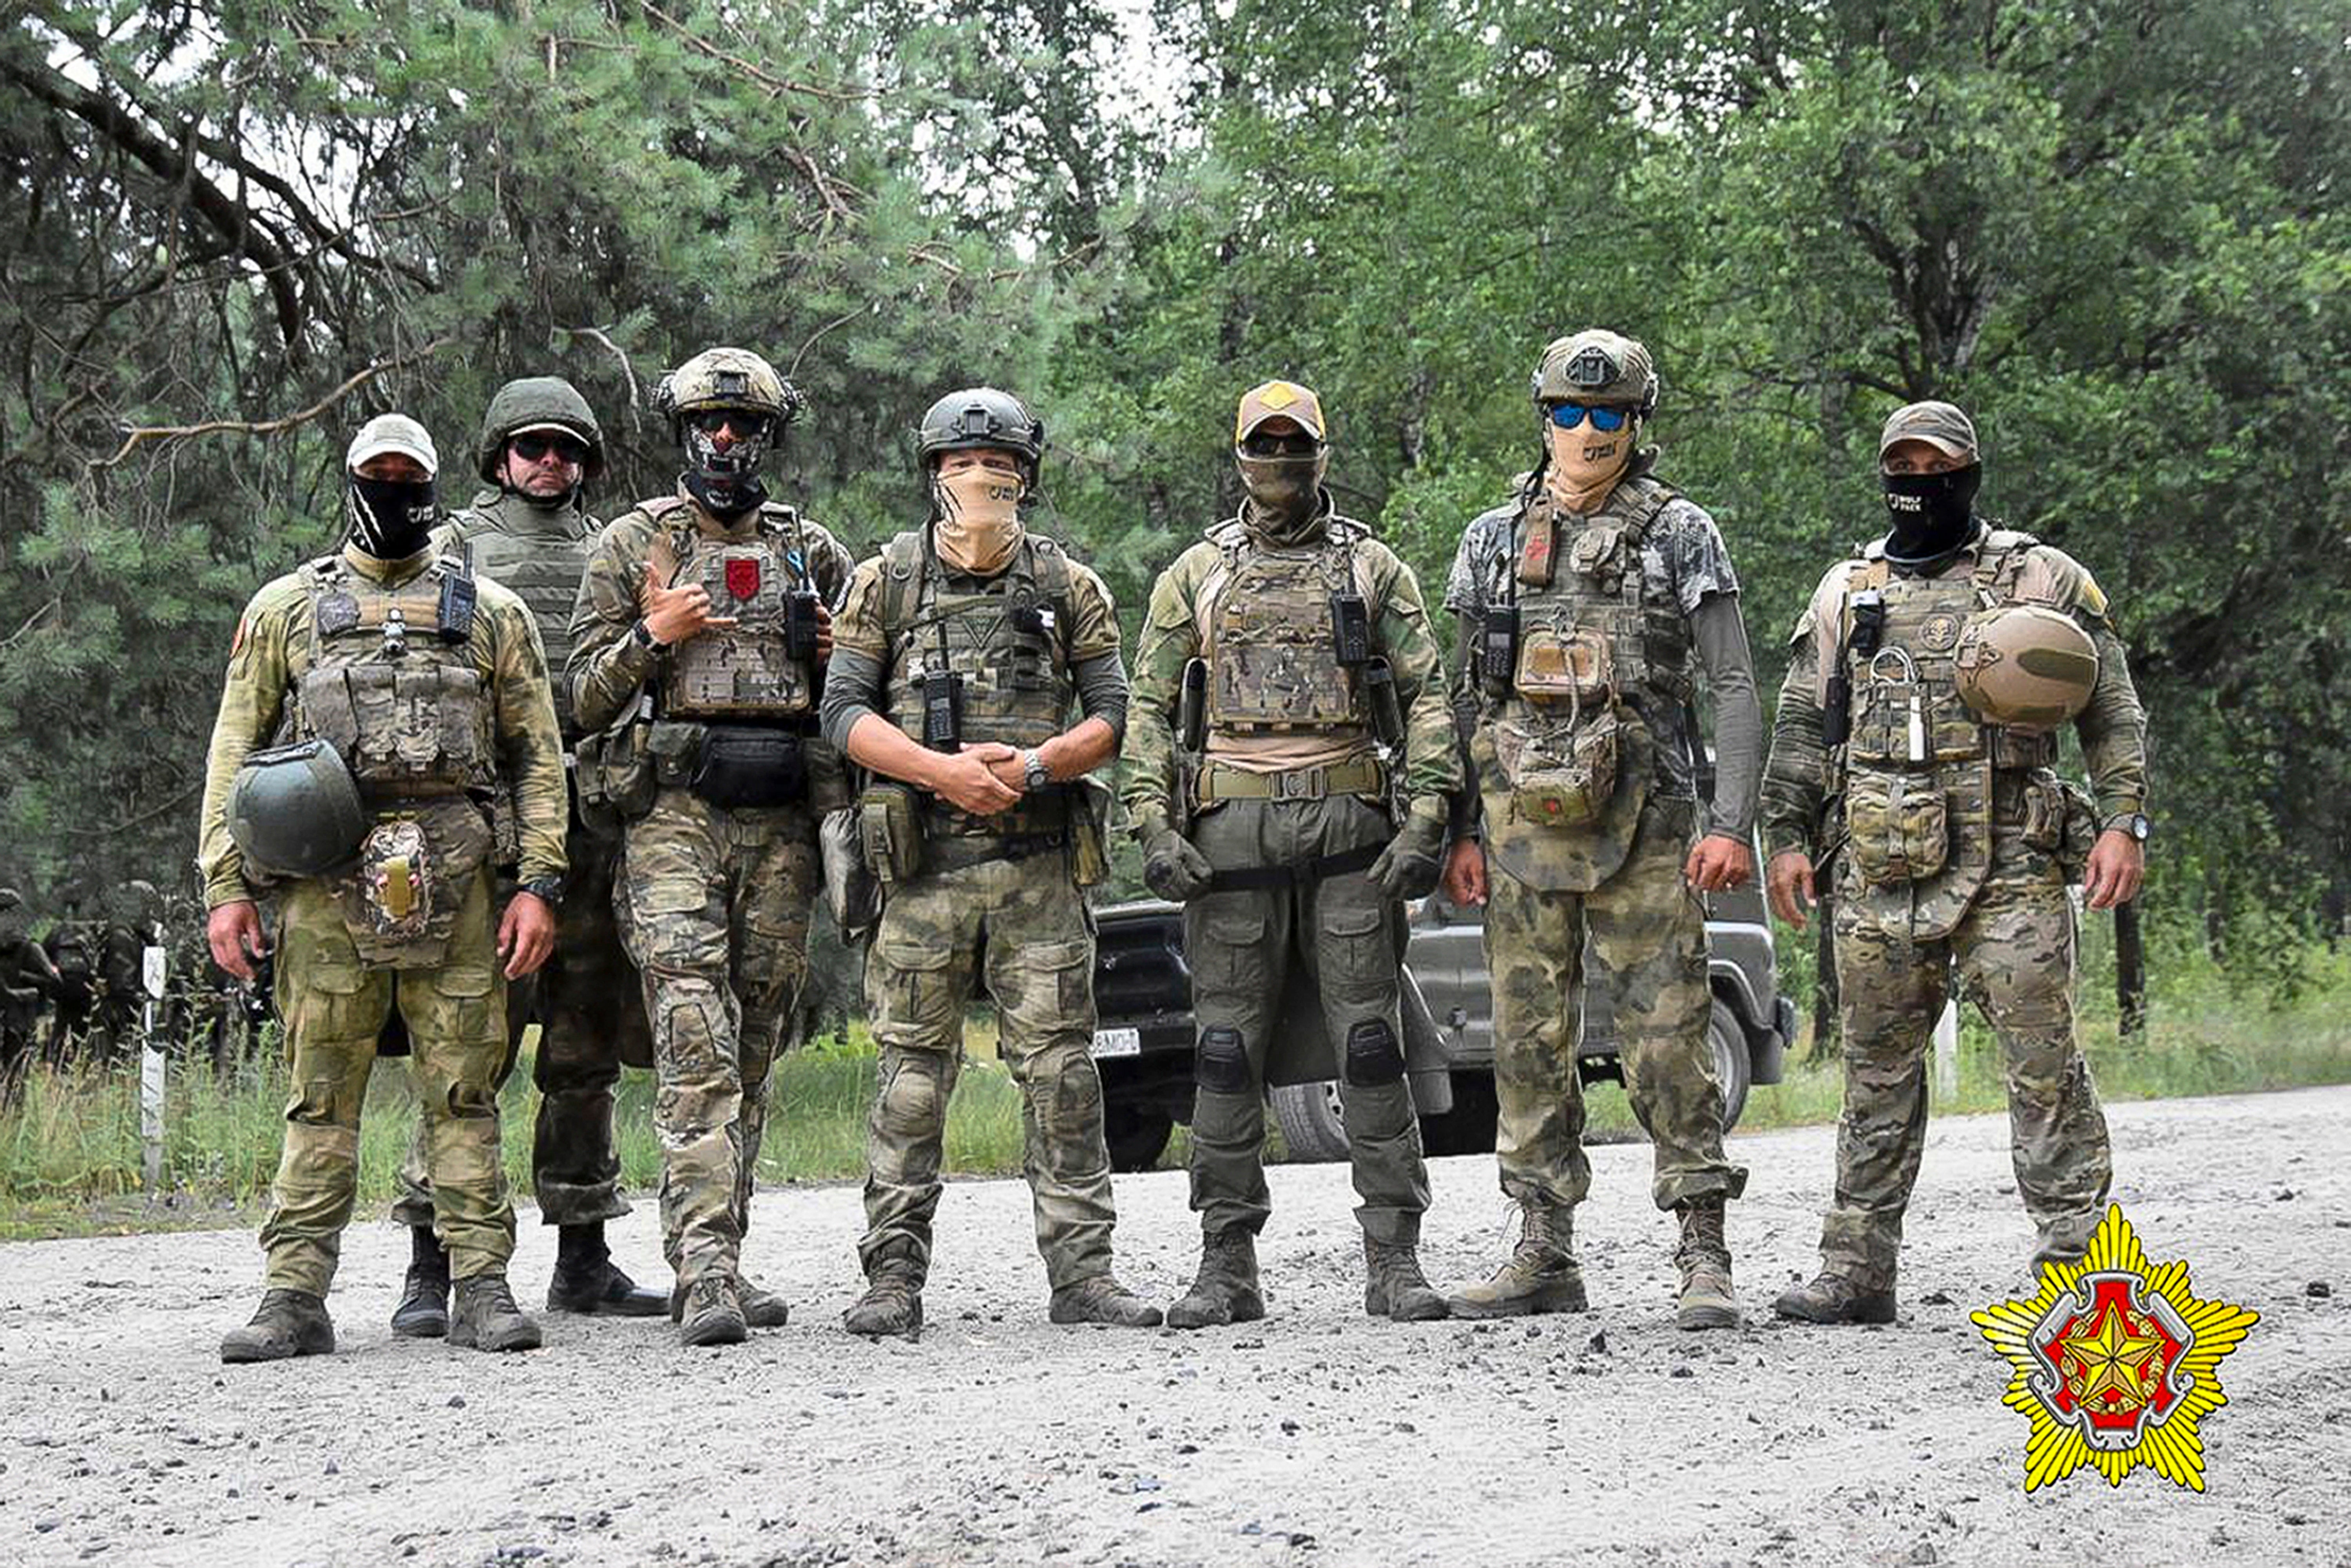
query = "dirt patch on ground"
xmin=2 ymin=1086 xmax=2344 ymax=1566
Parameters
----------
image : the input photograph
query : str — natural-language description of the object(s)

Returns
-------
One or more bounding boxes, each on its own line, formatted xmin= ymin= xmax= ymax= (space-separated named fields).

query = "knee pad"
xmin=877 ymin=1050 xmax=951 ymax=1140
xmin=1343 ymin=1018 xmax=1404 ymax=1086
xmin=1195 ymin=1027 xmax=1252 ymax=1095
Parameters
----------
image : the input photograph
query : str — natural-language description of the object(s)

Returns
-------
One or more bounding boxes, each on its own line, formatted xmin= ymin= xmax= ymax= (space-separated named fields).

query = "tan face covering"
xmin=1544 ymin=418 xmax=1635 ymax=514
xmin=933 ymin=465 xmax=1025 ymax=574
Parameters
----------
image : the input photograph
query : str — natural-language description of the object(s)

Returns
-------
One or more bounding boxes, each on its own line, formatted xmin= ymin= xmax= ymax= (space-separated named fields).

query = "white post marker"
xmin=140 ymin=942 xmax=168 ymax=1191
xmin=1932 ymin=994 xmax=1960 ymax=1101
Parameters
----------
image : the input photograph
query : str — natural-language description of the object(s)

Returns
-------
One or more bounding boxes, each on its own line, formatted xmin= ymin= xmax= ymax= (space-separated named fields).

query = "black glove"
xmin=1368 ymin=800 xmax=1449 ymax=902
xmin=1142 ymin=827 xmax=1214 ymax=902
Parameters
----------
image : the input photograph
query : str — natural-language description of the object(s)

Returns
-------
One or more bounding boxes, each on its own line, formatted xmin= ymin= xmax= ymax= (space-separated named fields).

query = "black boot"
xmin=390 ymin=1226 xmax=451 ymax=1338
xmin=221 ymin=1289 xmax=335 ymax=1364
xmin=546 ymin=1222 xmax=668 ymax=1318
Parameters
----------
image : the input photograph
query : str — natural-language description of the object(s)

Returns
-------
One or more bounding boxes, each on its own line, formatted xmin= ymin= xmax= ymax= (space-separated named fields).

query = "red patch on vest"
xmin=724 ymin=557 xmax=761 ymax=600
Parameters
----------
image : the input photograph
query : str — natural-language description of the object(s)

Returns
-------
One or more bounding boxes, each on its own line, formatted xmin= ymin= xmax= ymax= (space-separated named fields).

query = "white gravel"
xmin=2 ymin=1085 xmax=2346 ymax=1567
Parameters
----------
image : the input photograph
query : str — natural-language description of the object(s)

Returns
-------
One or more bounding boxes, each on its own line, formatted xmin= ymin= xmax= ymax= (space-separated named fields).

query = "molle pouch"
xmin=1070 ymin=775 xmax=1114 ymax=887
xmin=1328 ymin=590 xmax=1371 ymax=668
xmin=1479 ymin=605 xmax=1520 ymax=697
xmin=1499 ymin=708 xmax=1622 ymax=829
xmin=600 ymin=722 xmax=659 ymax=822
xmin=647 ymin=720 xmax=704 ymax=789
xmin=692 ymin=730 xmax=808 ymax=810
xmin=1845 ymin=773 xmax=1950 ymax=887
xmin=1512 ymin=625 xmax=1613 ymax=706
xmin=2019 ymin=775 xmax=2067 ymax=854
xmin=1566 ymin=522 xmax=1628 ymax=582
xmin=820 ymin=806 xmax=880 ymax=938
xmin=331 ymin=798 xmax=493 ymax=967
xmin=1850 ymin=678 xmax=1928 ymax=765
xmin=858 ymin=780 xmax=923 ymax=888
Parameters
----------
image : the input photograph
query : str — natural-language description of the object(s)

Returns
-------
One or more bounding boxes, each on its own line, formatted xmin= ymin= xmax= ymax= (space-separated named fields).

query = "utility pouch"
xmin=820 ymin=806 xmax=880 ymax=940
xmin=1479 ymin=604 xmax=1520 ymax=697
xmin=1495 ymin=706 xmax=1622 ymax=829
xmin=1845 ymin=773 xmax=1950 ymax=886
xmin=692 ymin=730 xmax=808 ymax=810
xmin=783 ymin=589 xmax=822 ymax=664
xmin=1513 ymin=625 xmax=1613 ymax=706
xmin=1329 ymin=590 xmax=1371 ymax=668
xmin=581 ymin=721 xmax=658 ymax=826
xmin=647 ymin=720 xmax=704 ymax=789
xmin=1070 ymin=775 xmax=1113 ymax=887
xmin=920 ymin=668 xmax=964 ymax=753
xmin=858 ymin=780 xmax=924 ymax=887
xmin=2019 ymin=775 xmax=2067 ymax=854
xmin=1177 ymin=657 xmax=1208 ymax=753
xmin=1363 ymin=657 xmax=1404 ymax=747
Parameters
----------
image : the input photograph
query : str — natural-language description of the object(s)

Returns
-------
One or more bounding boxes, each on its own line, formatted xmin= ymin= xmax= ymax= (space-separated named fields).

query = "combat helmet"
xmin=226 ymin=740 xmax=368 ymax=879
xmin=917 ymin=387 xmax=1046 ymax=486
xmin=475 ymin=376 xmax=605 ymax=483
xmin=1531 ymin=329 xmax=1659 ymax=415
xmin=654 ymin=348 xmax=804 ymax=435
xmin=1953 ymin=605 xmax=2100 ymax=731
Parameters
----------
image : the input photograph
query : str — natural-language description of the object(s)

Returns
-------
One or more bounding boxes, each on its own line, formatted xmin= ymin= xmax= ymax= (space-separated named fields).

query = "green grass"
xmin=5 ymin=938 xmax=2348 ymax=1239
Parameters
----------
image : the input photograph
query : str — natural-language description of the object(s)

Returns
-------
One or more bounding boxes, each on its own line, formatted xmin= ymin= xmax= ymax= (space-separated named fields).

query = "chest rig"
xmin=1833 ymin=531 xmax=2061 ymax=940
xmin=1194 ymin=519 xmax=1374 ymax=737
xmin=1469 ymin=477 xmax=1687 ymax=893
xmin=880 ymin=530 xmax=1077 ymax=838
xmin=648 ymin=498 xmax=822 ymax=724
xmin=451 ymin=492 xmax=595 ymax=737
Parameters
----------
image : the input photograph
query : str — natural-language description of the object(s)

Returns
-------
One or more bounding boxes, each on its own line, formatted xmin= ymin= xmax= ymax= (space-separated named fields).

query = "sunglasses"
xmin=1240 ymin=431 xmax=1321 ymax=458
xmin=688 ymin=411 xmax=773 ymax=439
xmin=1547 ymin=402 xmax=1631 ymax=433
xmin=511 ymin=433 xmax=590 ymax=464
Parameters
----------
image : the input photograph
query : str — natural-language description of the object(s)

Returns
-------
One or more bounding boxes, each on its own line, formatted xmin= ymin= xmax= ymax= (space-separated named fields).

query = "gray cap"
xmin=346 ymin=413 xmax=439 ymax=476
xmin=1878 ymin=400 xmax=1977 ymax=460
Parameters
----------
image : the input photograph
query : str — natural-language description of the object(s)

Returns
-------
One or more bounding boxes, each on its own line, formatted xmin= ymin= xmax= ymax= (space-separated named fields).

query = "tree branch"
xmin=87 ymin=336 xmax=458 ymax=471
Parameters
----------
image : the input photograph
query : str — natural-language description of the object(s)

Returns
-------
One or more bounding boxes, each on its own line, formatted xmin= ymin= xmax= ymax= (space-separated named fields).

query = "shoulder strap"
xmin=879 ymin=530 xmax=928 ymax=641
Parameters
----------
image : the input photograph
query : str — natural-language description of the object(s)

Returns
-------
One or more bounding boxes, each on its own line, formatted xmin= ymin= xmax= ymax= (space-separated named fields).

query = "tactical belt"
xmin=923 ymin=830 xmax=1067 ymax=875
xmin=1205 ymin=840 xmax=1383 ymax=893
xmin=1196 ymin=756 xmax=1384 ymax=805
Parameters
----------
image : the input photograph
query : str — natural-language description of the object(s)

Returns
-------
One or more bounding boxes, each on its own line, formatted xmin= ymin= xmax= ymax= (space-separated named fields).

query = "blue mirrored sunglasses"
xmin=1547 ymin=402 xmax=1631 ymax=432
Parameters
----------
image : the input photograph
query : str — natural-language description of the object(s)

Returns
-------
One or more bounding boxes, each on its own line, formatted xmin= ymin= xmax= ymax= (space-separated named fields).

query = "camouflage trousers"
xmin=261 ymin=873 xmax=515 ymax=1296
xmin=393 ymin=811 xmax=651 ymax=1233
xmin=1821 ymin=828 xmax=2111 ymax=1288
xmin=860 ymin=846 xmax=1116 ymax=1291
xmin=1185 ymin=795 xmax=1431 ymax=1246
xmin=1487 ymin=797 xmax=1747 ymax=1213
xmin=617 ymin=787 xmax=818 ymax=1289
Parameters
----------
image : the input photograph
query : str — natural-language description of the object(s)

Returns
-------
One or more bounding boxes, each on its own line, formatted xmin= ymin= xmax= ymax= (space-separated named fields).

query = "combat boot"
xmin=1449 ymin=1203 xmax=1586 ymax=1318
xmin=844 ymin=1258 xmax=924 ymax=1341
xmin=1049 ymin=1274 xmax=1165 ymax=1327
xmin=1363 ymin=1236 xmax=1449 ymax=1322
xmin=677 ymin=1272 xmax=749 ymax=1347
xmin=1673 ymin=1202 xmax=1740 ymax=1331
xmin=1773 ymin=1270 xmax=1897 ymax=1325
xmin=389 ymin=1225 xmax=451 ymax=1338
xmin=739 ymin=1278 xmax=792 ymax=1329
xmin=545 ymin=1222 xmax=667 ymax=1318
xmin=220 ymin=1289 xmax=336 ymax=1364
xmin=1165 ymin=1228 xmax=1265 ymax=1330
xmin=448 ymin=1274 xmax=543 ymax=1353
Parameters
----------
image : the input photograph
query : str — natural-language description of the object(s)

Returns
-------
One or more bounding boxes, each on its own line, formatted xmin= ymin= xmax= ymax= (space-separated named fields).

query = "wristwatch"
xmin=630 ymin=617 xmax=661 ymax=653
xmin=2103 ymin=812 xmax=2152 ymax=842
xmin=1023 ymin=750 xmax=1053 ymax=791
xmin=520 ymin=875 xmax=565 ymax=907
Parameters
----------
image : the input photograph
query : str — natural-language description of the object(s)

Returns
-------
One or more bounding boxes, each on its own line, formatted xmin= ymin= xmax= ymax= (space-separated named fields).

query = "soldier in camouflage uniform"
xmin=387 ymin=377 xmax=666 ymax=1337
xmin=0 ymin=887 xmax=62 ymax=1099
xmin=822 ymin=386 xmax=1159 ymax=1338
xmin=569 ymin=348 xmax=851 ymax=1347
xmin=199 ymin=414 xmax=567 ymax=1362
xmin=1124 ymin=379 xmax=1460 ymax=1329
xmin=1440 ymin=331 xmax=1764 ymax=1331
xmin=1764 ymin=400 xmax=2148 ymax=1324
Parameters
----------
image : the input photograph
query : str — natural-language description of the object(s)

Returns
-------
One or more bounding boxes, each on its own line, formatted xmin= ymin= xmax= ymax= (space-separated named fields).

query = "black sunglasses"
xmin=1240 ymin=431 xmax=1321 ymax=458
xmin=511 ymin=433 xmax=590 ymax=464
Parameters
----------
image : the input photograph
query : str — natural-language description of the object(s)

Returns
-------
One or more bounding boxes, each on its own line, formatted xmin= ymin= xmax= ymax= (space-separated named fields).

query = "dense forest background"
xmin=4 ymin=0 xmax=2346 ymax=982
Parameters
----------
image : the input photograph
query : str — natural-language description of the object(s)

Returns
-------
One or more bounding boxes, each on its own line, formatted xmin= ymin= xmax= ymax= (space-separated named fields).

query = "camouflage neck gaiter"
xmin=1238 ymin=453 xmax=1329 ymax=545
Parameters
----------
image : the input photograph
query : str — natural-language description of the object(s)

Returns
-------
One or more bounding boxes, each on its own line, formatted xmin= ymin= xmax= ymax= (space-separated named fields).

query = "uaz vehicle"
xmin=1088 ymin=853 xmax=1796 ymax=1171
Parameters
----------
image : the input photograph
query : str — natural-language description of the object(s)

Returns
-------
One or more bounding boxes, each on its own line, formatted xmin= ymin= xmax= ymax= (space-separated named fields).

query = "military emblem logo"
xmin=1972 ymin=1205 xmax=2257 ymax=1492
xmin=1920 ymin=611 xmax=1964 ymax=652
xmin=725 ymin=555 xmax=761 ymax=601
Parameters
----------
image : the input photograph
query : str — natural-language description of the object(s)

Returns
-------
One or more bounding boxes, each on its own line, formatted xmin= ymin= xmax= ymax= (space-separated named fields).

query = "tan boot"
xmin=1165 ymin=1229 xmax=1264 ymax=1330
xmin=1673 ymin=1202 xmax=1740 ymax=1330
xmin=1773 ymin=1270 xmax=1897 ymax=1325
xmin=677 ymin=1272 xmax=748 ymax=1347
xmin=1448 ymin=1204 xmax=1586 ymax=1318
xmin=843 ymin=1258 xmax=924 ymax=1341
xmin=449 ymin=1274 xmax=544 ymax=1353
xmin=1049 ymin=1274 xmax=1164 ymax=1327
xmin=220 ymin=1289 xmax=335 ymax=1364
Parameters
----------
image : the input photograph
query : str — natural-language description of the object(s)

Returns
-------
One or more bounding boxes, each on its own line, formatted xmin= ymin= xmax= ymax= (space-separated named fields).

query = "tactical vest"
xmin=446 ymin=491 xmax=596 ymax=737
xmin=1833 ymin=530 xmax=2062 ymax=941
xmin=1190 ymin=518 xmax=1377 ymax=739
xmin=879 ymin=529 xmax=1078 ymax=838
xmin=289 ymin=552 xmax=496 ymax=798
xmin=645 ymin=497 xmax=821 ymax=723
xmin=1471 ymin=476 xmax=1690 ymax=893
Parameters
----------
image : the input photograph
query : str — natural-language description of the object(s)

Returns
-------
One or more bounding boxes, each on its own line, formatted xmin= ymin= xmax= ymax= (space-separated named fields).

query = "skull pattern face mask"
xmin=345 ymin=474 xmax=439 ymax=559
xmin=1543 ymin=415 xmax=1636 ymax=514
xmin=1236 ymin=450 xmax=1329 ymax=543
xmin=933 ymin=462 xmax=1026 ymax=574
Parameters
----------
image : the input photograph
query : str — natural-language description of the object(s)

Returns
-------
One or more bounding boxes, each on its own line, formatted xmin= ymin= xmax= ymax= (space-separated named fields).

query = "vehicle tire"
xmin=1709 ymin=997 xmax=1753 ymax=1131
xmin=1419 ymin=1071 xmax=1499 ymax=1157
xmin=1269 ymin=1080 xmax=1351 ymax=1163
xmin=1103 ymin=1104 xmax=1175 ymax=1173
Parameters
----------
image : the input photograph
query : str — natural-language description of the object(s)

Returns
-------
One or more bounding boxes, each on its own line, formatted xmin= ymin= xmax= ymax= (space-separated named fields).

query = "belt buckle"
xmin=1273 ymin=766 xmax=1321 ymax=802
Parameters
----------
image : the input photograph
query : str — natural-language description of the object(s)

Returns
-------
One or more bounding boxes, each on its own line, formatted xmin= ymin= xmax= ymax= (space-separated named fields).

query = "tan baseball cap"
xmin=1878 ymin=400 xmax=1978 ymax=461
xmin=1235 ymin=380 xmax=1327 ymax=444
xmin=346 ymin=413 xmax=439 ymax=476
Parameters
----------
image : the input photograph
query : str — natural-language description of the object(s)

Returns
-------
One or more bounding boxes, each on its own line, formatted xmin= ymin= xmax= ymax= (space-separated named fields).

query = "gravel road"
xmin=2 ymin=1085 xmax=2346 ymax=1567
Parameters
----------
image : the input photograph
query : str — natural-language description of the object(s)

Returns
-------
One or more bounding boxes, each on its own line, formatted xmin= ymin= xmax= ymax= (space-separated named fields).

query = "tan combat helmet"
xmin=1234 ymin=379 xmax=1328 ymax=445
xmin=1531 ymin=329 xmax=1659 ymax=415
xmin=655 ymin=347 xmax=804 ymax=429
xmin=1954 ymin=605 xmax=2100 ymax=730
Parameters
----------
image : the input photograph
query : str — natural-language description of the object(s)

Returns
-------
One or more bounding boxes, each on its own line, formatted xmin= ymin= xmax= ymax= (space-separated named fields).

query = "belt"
xmin=1204 ymin=840 xmax=1384 ymax=894
xmin=1196 ymin=756 xmax=1385 ymax=804
xmin=924 ymin=831 xmax=1067 ymax=875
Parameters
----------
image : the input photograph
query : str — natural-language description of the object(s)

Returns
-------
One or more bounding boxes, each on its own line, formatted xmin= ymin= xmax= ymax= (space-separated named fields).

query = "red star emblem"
xmin=2036 ymin=1275 xmax=2188 ymax=1440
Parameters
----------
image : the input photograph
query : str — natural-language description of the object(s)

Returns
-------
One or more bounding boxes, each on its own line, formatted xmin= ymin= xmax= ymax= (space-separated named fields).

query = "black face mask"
xmin=346 ymin=474 xmax=439 ymax=559
xmin=1882 ymin=464 xmax=1983 ymax=567
xmin=684 ymin=469 xmax=768 ymax=520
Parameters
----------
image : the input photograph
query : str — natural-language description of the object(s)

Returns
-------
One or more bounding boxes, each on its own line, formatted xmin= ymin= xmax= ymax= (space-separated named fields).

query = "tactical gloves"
xmin=1136 ymin=807 xmax=1213 ymax=902
xmin=1370 ymin=798 xmax=1451 ymax=902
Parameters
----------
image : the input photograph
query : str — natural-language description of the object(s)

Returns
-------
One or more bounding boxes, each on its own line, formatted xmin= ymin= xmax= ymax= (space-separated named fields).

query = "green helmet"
xmin=226 ymin=740 xmax=368 ymax=879
xmin=917 ymin=387 xmax=1045 ymax=485
xmin=475 ymin=377 xmax=605 ymax=483
xmin=1532 ymin=328 xmax=1659 ymax=416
